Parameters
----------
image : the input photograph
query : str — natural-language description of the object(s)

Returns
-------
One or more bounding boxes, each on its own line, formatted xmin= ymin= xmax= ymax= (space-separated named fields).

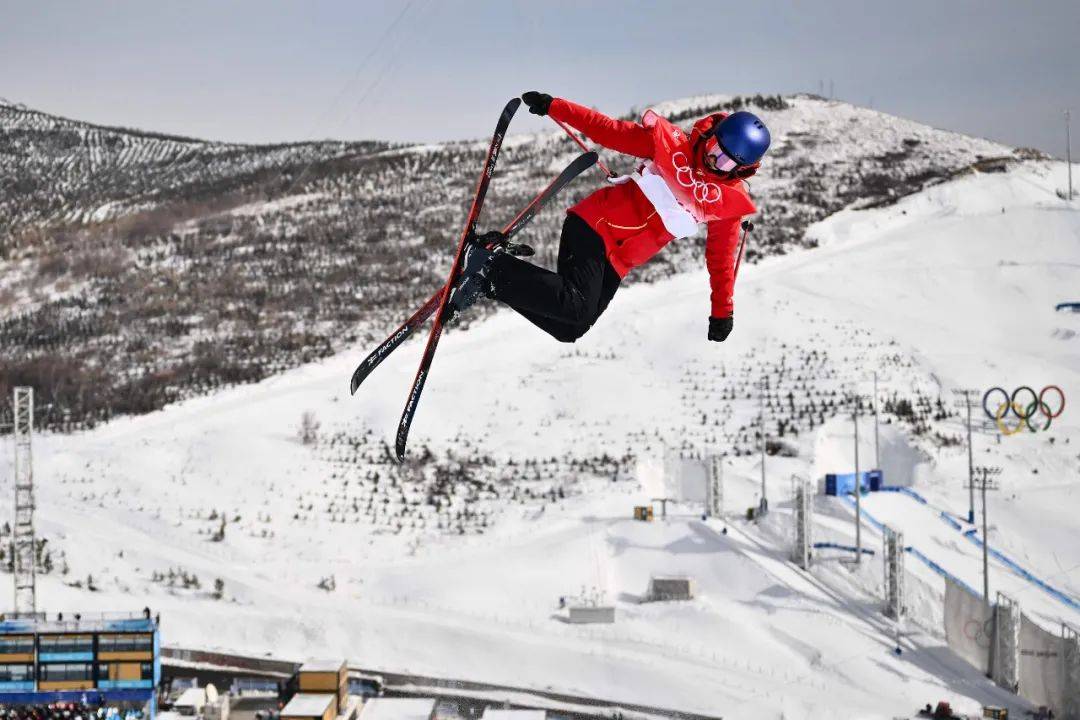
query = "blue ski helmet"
xmin=713 ymin=111 xmax=771 ymax=166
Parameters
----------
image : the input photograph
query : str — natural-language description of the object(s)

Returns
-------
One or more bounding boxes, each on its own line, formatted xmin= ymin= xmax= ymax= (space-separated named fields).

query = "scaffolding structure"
xmin=993 ymin=591 xmax=1020 ymax=691
xmin=1064 ymin=623 xmax=1080 ymax=719
xmin=12 ymin=387 xmax=37 ymax=614
xmin=706 ymin=454 xmax=723 ymax=518
xmin=883 ymin=526 xmax=905 ymax=619
xmin=791 ymin=481 xmax=811 ymax=569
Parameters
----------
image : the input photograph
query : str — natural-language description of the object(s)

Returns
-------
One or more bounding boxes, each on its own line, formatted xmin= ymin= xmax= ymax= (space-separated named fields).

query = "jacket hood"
xmin=688 ymin=111 xmax=728 ymax=147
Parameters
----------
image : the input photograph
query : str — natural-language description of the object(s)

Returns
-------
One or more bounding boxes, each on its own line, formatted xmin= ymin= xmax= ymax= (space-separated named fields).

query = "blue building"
xmin=824 ymin=469 xmax=884 ymax=496
xmin=0 ymin=612 xmax=159 ymax=716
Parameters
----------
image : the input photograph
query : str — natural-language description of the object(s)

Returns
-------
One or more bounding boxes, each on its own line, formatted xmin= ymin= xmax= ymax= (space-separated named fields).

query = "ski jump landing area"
xmin=835 ymin=487 xmax=1080 ymax=628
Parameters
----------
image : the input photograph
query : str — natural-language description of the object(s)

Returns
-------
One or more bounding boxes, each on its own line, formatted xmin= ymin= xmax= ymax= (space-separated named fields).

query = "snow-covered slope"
xmin=2 ymin=153 xmax=1077 ymax=718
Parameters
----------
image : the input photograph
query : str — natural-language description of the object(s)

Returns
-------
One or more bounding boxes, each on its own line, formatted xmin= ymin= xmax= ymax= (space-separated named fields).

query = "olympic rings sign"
xmin=964 ymin=618 xmax=994 ymax=649
xmin=982 ymin=386 xmax=1065 ymax=435
xmin=671 ymin=152 xmax=722 ymax=204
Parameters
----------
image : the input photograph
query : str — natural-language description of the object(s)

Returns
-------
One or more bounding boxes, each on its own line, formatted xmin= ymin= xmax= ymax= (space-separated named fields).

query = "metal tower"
xmin=706 ymin=455 xmax=723 ymax=518
xmin=883 ymin=526 xmax=905 ymax=619
xmin=12 ymin=387 xmax=36 ymax=614
xmin=792 ymin=480 xmax=812 ymax=569
xmin=1063 ymin=623 xmax=1080 ymax=718
xmin=992 ymin=592 xmax=1020 ymax=689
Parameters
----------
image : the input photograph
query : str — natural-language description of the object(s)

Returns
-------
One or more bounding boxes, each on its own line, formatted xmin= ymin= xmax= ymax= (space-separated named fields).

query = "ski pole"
xmin=550 ymin=117 xmax=615 ymax=179
xmin=734 ymin=220 xmax=754 ymax=280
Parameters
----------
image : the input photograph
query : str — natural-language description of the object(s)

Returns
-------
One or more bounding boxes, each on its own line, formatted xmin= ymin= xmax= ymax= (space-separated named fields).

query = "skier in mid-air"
xmin=448 ymin=91 xmax=771 ymax=344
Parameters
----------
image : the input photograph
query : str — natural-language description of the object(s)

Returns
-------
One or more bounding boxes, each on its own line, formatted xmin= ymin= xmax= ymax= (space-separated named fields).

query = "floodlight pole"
xmin=952 ymin=389 xmax=978 ymax=523
xmin=759 ymin=376 xmax=768 ymax=514
xmin=982 ymin=472 xmax=989 ymax=602
xmin=1067 ymin=110 xmax=1073 ymax=201
xmin=12 ymin=387 xmax=37 ymax=614
xmin=966 ymin=399 xmax=974 ymax=522
xmin=854 ymin=398 xmax=862 ymax=564
xmin=872 ymin=371 xmax=880 ymax=470
xmin=970 ymin=466 xmax=1001 ymax=607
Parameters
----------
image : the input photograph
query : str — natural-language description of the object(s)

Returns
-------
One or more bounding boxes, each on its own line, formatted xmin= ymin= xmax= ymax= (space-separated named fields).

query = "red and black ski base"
xmin=393 ymin=98 xmax=519 ymax=461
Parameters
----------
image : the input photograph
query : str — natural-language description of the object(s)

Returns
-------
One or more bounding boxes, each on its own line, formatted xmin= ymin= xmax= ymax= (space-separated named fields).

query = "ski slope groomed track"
xmin=839 ymin=488 xmax=1080 ymax=629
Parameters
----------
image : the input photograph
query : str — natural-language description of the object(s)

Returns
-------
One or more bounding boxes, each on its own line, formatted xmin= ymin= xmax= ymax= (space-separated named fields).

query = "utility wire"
xmin=283 ymin=0 xmax=421 ymax=195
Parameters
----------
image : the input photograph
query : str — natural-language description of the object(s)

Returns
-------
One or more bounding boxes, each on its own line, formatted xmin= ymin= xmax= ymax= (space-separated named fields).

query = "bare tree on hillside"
xmin=299 ymin=411 xmax=320 ymax=445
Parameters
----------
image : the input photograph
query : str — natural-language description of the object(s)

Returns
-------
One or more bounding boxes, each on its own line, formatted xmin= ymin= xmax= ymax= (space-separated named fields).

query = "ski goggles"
xmin=703 ymin=135 xmax=739 ymax=173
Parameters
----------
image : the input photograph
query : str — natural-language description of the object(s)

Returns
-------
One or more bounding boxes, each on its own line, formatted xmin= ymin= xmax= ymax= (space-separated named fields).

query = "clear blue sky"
xmin=2 ymin=1 xmax=1078 ymax=157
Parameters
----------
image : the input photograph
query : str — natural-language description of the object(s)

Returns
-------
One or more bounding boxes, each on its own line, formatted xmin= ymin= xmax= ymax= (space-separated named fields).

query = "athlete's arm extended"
xmin=705 ymin=216 xmax=741 ymax=319
xmin=548 ymin=97 xmax=655 ymax=159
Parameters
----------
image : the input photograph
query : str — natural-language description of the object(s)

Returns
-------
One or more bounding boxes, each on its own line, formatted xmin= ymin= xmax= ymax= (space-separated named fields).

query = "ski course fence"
xmin=863 ymin=487 xmax=1080 ymax=613
xmin=827 ymin=489 xmax=1080 ymax=716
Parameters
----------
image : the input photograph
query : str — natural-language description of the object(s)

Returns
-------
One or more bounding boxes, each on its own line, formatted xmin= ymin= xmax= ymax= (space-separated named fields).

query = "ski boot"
xmin=477 ymin=230 xmax=536 ymax=257
xmin=446 ymin=232 xmax=503 ymax=316
xmin=505 ymin=241 xmax=535 ymax=257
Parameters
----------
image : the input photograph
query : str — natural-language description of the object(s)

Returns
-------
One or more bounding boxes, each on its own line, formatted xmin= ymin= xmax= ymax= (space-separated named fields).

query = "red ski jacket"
xmin=549 ymin=97 xmax=757 ymax=318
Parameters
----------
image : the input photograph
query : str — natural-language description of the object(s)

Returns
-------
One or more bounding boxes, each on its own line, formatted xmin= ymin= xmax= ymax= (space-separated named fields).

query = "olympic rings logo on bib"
xmin=982 ymin=385 xmax=1065 ymax=435
xmin=671 ymin=152 xmax=722 ymax=204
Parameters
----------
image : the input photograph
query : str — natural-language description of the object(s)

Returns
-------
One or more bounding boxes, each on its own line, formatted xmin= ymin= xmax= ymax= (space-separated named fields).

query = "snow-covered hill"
xmin=0 ymin=94 xmax=1021 ymax=432
xmin=3 ymin=150 xmax=1077 ymax=718
xmin=0 ymin=99 xmax=385 ymax=229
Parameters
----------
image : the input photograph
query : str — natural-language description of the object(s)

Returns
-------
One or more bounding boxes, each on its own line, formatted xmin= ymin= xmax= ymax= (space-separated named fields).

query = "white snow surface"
xmin=2 ymin=160 xmax=1079 ymax=720
xmin=360 ymin=698 xmax=437 ymax=720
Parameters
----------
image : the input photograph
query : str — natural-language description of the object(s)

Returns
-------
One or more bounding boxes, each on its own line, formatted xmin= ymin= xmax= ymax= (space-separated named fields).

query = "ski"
xmin=348 ymin=149 xmax=597 ymax=395
xmin=501 ymin=151 xmax=598 ymax=240
xmin=394 ymin=98 xmax=519 ymax=461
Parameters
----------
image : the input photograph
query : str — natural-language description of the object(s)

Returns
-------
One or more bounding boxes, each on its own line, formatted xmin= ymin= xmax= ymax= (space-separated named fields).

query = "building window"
xmin=96 ymin=662 xmax=152 ymax=682
xmin=0 ymin=638 xmax=34 ymax=655
xmin=39 ymin=636 xmax=93 ymax=654
xmin=98 ymin=634 xmax=152 ymax=653
xmin=0 ymin=664 xmax=33 ymax=682
xmin=39 ymin=663 xmax=93 ymax=681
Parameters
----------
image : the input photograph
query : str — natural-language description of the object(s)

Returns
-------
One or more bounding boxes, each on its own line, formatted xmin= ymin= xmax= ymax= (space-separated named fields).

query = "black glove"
xmin=708 ymin=316 xmax=733 ymax=342
xmin=522 ymin=91 xmax=553 ymax=116
xmin=475 ymin=230 xmax=507 ymax=248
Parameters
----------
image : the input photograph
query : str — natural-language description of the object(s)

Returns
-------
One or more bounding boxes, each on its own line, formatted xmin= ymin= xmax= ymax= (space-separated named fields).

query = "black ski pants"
xmin=488 ymin=212 xmax=621 ymax=343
